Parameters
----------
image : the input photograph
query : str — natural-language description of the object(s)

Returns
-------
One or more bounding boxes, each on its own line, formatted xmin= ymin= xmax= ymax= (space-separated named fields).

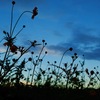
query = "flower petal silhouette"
xmin=32 ymin=7 xmax=38 ymax=19
xmin=10 ymin=45 xmax=18 ymax=53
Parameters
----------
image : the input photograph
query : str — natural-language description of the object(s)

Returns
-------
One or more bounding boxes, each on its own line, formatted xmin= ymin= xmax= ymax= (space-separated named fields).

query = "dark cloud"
xmin=73 ymin=32 xmax=100 ymax=44
xmin=47 ymin=25 xmax=100 ymax=61
xmin=83 ymin=47 xmax=100 ymax=60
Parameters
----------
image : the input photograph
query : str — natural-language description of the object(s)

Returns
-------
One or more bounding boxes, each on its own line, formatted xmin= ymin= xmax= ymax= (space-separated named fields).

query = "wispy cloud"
xmin=47 ymin=24 xmax=100 ymax=61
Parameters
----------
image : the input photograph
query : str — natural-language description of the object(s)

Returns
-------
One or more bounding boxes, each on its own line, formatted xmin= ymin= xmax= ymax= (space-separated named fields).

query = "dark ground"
xmin=0 ymin=85 xmax=100 ymax=100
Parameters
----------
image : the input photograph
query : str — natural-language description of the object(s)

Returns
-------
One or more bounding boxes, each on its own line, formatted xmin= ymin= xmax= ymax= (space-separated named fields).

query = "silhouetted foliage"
xmin=0 ymin=1 xmax=100 ymax=100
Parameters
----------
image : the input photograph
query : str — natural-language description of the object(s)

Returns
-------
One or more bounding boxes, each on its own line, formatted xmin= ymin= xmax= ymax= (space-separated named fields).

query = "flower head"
xmin=69 ymin=47 xmax=73 ymax=51
xmin=10 ymin=45 xmax=18 ymax=53
xmin=90 ymin=70 xmax=94 ymax=75
xmin=12 ymin=1 xmax=15 ymax=5
xmin=32 ymin=7 xmax=38 ymax=19
xmin=85 ymin=68 xmax=89 ymax=75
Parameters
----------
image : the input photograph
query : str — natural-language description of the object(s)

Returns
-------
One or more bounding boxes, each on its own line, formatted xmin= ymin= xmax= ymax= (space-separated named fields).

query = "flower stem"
xmin=59 ymin=49 xmax=69 ymax=67
xmin=10 ymin=4 xmax=14 ymax=36
xmin=11 ymin=11 xmax=32 ymax=36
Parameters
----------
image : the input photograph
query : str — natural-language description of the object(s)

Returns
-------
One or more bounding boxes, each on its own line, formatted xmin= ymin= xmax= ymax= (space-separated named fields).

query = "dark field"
xmin=0 ymin=86 xmax=100 ymax=100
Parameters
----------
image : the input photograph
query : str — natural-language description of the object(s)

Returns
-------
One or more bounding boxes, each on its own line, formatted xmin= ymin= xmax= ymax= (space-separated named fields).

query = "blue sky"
xmin=0 ymin=0 xmax=100 ymax=72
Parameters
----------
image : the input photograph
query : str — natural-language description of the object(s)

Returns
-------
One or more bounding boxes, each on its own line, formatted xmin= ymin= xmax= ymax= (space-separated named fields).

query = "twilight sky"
xmin=0 ymin=0 xmax=100 ymax=71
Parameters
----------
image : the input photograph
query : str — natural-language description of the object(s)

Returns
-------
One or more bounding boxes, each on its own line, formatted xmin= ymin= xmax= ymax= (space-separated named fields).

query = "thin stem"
xmin=39 ymin=54 xmax=46 ymax=68
xmin=0 ymin=38 xmax=4 ymax=43
xmin=30 ymin=65 xmax=36 ymax=85
xmin=14 ymin=27 xmax=24 ymax=38
xmin=37 ymin=45 xmax=45 ymax=62
xmin=3 ymin=11 xmax=14 ymax=64
xmin=3 ymin=46 xmax=10 ymax=64
xmin=26 ymin=69 xmax=30 ymax=85
xmin=59 ymin=49 xmax=69 ymax=67
xmin=11 ymin=11 xmax=32 ymax=36
xmin=30 ymin=45 xmax=45 ymax=85
xmin=10 ymin=5 xmax=14 ymax=36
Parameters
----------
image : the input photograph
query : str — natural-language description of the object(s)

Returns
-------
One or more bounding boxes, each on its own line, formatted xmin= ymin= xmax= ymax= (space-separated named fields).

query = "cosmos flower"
xmin=12 ymin=1 xmax=15 ymax=5
xmin=32 ymin=7 xmax=38 ymax=19
xmin=69 ymin=47 xmax=73 ymax=51
xmin=10 ymin=45 xmax=18 ymax=53
xmin=3 ymin=42 xmax=12 ymax=46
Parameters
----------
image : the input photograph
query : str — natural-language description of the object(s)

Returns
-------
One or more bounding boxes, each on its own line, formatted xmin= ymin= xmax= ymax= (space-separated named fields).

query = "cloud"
xmin=47 ymin=24 xmax=100 ymax=61
xmin=72 ymin=32 xmax=100 ymax=45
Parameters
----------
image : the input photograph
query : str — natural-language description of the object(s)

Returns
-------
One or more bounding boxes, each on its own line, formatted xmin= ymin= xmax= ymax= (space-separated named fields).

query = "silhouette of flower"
xmin=90 ymin=70 xmax=94 ymax=75
xmin=71 ymin=56 xmax=74 ymax=59
xmin=45 ymin=51 xmax=47 ymax=54
xmin=45 ymin=42 xmax=47 ymax=45
xmin=48 ymin=67 xmax=50 ymax=70
xmin=42 ymin=40 xmax=45 ymax=43
xmin=3 ymin=42 xmax=12 ymax=46
xmin=12 ymin=58 xmax=16 ymax=62
xmin=12 ymin=1 xmax=15 ymax=5
xmin=42 ymin=70 xmax=45 ymax=75
xmin=23 ymin=25 xmax=26 ymax=28
xmin=10 ymin=45 xmax=18 ymax=53
xmin=85 ymin=68 xmax=89 ymax=75
xmin=96 ymin=71 xmax=99 ymax=74
xmin=28 ymin=57 xmax=32 ymax=61
xmin=47 ymin=61 xmax=50 ymax=64
xmin=30 ymin=40 xmax=41 ymax=47
xmin=64 ymin=63 xmax=67 ymax=67
xmin=69 ymin=47 xmax=73 ymax=51
xmin=3 ymin=30 xmax=6 ymax=34
xmin=31 ymin=51 xmax=34 ymax=54
xmin=32 ymin=7 xmax=38 ymax=19
xmin=74 ymin=53 xmax=77 ymax=56
xmin=54 ymin=61 xmax=57 ymax=63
